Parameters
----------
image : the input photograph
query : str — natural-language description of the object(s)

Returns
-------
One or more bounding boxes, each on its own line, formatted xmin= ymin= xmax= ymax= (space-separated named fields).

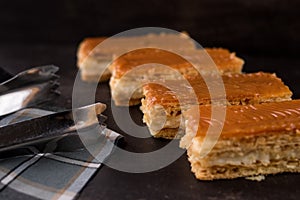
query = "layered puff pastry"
xmin=141 ymin=72 xmax=292 ymax=139
xmin=110 ymin=48 xmax=244 ymax=106
xmin=77 ymin=33 xmax=196 ymax=82
xmin=77 ymin=37 xmax=111 ymax=82
xmin=181 ymin=100 xmax=300 ymax=180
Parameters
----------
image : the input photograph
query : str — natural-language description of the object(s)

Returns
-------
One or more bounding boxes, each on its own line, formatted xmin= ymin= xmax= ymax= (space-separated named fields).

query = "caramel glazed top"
xmin=110 ymin=48 xmax=244 ymax=79
xmin=185 ymin=100 xmax=300 ymax=139
xmin=143 ymin=72 xmax=292 ymax=108
xmin=78 ymin=33 xmax=196 ymax=65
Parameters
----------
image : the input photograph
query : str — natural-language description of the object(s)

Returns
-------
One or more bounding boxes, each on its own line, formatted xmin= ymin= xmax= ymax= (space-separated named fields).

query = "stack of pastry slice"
xmin=181 ymin=100 xmax=300 ymax=180
xmin=109 ymin=48 xmax=244 ymax=106
xmin=141 ymin=72 xmax=292 ymax=139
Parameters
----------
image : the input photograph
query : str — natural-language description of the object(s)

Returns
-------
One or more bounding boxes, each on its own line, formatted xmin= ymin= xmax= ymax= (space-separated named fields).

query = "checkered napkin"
xmin=0 ymin=108 xmax=122 ymax=200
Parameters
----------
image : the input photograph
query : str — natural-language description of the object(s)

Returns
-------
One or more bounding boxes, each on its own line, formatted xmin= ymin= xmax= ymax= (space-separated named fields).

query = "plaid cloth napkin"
xmin=0 ymin=108 xmax=122 ymax=200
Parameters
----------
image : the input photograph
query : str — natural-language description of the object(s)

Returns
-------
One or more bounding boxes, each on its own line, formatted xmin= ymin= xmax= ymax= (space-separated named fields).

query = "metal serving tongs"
xmin=0 ymin=103 xmax=107 ymax=154
xmin=0 ymin=66 xmax=60 ymax=117
xmin=0 ymin=65 xmax=59 ymax=94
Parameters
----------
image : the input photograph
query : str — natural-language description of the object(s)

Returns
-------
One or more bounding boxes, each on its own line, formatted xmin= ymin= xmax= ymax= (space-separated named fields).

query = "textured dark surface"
xmin=1 ymin=0 xmax=300 ymax=199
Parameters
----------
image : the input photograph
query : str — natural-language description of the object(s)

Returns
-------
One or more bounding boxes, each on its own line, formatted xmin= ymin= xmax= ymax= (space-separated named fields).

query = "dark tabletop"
xmin=1 ymin=42 xmax=300 ymax=200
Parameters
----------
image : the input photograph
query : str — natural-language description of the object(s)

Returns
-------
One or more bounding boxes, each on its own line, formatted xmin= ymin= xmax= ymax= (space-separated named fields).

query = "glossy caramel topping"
xmin=78 ymin=33 xmax=196 ymax=65
xmin=185 ymin=100 xmax=300 ymax=138
xmin=143 ymin=72 xmax=292 ymax=108
xmin=111 ymin=48 xmax=244 ymax=79
xmin=77 ymin=37 xmax=107 ymax=63
xmin=205 ymin=48 xmax=244 ymax=73
xmin=111 ymin=48 xmax=190 ymax=78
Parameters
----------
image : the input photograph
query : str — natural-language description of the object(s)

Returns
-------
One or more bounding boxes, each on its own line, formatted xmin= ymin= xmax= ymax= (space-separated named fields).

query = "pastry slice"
xmin=141 ymin=72 xmax=292 ymax=139
xmin=110 ymin=48 xmax=244 ymax=106
xmin=77 ymin=32 xmax=196 ymax=82
xmin=181 ymin=100 xmax=300 ymax=180
xmin=77 ymin=37 xmax=111 ymax=82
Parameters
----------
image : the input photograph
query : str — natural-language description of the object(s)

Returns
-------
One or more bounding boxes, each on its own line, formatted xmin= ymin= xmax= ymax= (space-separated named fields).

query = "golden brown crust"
xmin=77 ymin=37 xmax=107 ymax=66
xmin=110 ymin=48 xmax=190 ymax=79
xmin=143 ymin=72 xmax=292 ymax=109
xmin=190 ymin=158 xmax=300 ymax=180
xmin=185 ymin=100 xmax=300 ymax=139
xmin=110 ymin=48 xmax=244 ymax=79
xmin=205 ymin=48 xmax=244 ymax=73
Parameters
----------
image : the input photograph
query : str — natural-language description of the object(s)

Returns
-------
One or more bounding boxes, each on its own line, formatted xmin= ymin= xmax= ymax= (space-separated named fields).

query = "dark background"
xmin=1 ymin=1 xmax=300 ymax=199
xmin=0 ymin=0 xmax=299 ymax=96
xmin=0 ymin=0 xmax=299 ymax=56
